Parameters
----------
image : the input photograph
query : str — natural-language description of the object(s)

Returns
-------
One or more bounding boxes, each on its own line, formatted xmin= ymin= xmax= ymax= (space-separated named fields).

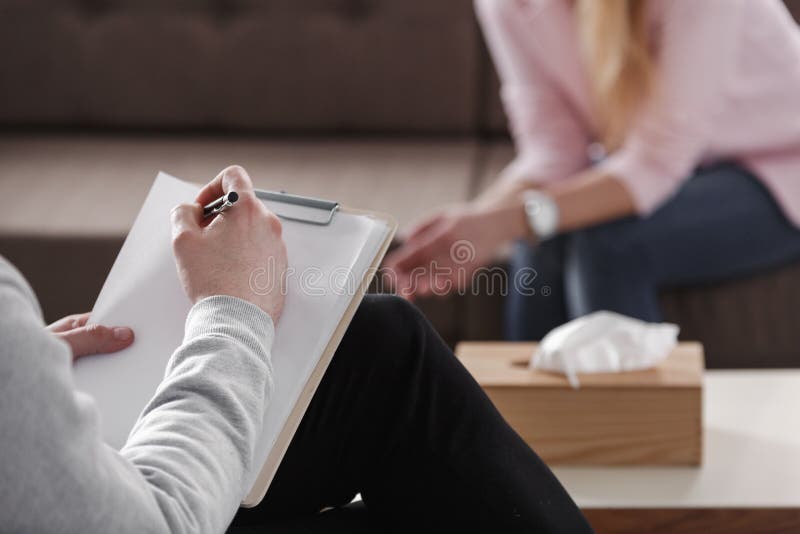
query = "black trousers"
xmin=229 ymin=295 xmax=592 ymax=533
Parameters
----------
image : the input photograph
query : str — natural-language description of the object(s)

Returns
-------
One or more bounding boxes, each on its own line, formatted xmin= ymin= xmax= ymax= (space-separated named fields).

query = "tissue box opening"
xmin=456 ymin=342 xmax=704 ymax=466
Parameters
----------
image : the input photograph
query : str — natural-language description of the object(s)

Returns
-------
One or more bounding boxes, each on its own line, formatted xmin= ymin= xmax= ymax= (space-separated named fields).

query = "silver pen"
xmin=202 ymin=191 xmax=239 ymax=218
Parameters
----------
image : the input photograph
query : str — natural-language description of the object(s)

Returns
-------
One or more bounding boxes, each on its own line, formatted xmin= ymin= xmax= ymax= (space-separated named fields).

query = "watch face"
xmin=524 ymin=192 xmax=558 ymax=240
xmin=525 ymin=199 xmax=542 ymax=217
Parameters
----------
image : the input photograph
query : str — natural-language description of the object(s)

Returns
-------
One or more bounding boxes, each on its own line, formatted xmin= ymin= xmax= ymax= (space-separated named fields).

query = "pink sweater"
xmin=477 ymin=0 xmax=800 ymax=226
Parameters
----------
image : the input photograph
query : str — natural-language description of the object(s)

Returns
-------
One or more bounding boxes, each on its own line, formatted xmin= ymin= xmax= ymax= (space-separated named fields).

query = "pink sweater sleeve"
xmin=475 ymin=0 xmax=589 ymax=184
xmin=600 ymin=0 xmax=746 ymax=214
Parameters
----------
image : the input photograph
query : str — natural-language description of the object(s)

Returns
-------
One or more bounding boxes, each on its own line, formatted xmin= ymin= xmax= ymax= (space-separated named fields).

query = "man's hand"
xmin=171 ymin=165 xmax=288 ymax=321
xmin=47 ymin=312 xmax=135 ymax=361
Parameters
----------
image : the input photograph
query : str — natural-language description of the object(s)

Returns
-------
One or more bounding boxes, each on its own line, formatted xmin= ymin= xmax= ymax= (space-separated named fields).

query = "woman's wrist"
xmin=472 ymin=181 xmax=535 ymax=241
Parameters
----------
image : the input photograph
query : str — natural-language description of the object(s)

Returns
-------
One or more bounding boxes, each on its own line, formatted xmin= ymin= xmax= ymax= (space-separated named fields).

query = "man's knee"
xmin=337 ymin=294 xmax=428 ymax=373
xmin=354 ymin=294 xmax=423 ymax=332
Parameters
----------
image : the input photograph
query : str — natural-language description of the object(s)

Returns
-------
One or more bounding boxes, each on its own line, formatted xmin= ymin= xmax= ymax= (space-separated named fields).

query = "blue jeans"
xmin=505 ymin=162 xmax=800 ymax=340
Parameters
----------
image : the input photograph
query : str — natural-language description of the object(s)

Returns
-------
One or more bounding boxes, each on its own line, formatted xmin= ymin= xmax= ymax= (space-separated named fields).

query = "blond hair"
xmin=576 ymin=0 xmax=654 ymax=151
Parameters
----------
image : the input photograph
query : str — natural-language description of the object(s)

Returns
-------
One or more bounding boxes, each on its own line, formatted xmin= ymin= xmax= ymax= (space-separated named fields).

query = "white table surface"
xmin=552 ymin=370 xmax=800 ymax=509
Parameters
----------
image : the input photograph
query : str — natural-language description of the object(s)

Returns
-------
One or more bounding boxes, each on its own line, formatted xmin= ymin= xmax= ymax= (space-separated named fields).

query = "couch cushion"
xmin=0 ymin=134 xmax=475 ymax=236
xmin=0 ymin=0 xmax=480 ymax=133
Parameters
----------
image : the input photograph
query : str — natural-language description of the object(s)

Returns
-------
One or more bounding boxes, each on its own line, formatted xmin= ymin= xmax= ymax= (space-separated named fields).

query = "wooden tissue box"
xmin=456 ymin=342 xmax=704 ymax=466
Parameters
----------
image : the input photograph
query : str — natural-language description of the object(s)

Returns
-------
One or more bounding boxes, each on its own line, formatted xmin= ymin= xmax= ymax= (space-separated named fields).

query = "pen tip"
xmin=228 ymin=191 xmax=239 ymax=203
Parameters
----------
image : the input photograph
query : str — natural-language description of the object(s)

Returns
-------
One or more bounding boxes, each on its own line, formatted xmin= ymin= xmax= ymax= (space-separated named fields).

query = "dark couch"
xmin=2 ymin=0 xmax=799 ymax=368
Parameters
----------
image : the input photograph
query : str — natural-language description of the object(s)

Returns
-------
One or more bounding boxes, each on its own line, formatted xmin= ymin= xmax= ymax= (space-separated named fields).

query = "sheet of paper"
xmin=75 ymin=172 xmax=388 ymax=493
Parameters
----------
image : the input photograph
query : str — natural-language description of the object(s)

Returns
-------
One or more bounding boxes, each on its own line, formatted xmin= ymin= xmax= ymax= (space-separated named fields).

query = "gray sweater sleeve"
xmin=0 ymin=258 xmax=275 ymax=534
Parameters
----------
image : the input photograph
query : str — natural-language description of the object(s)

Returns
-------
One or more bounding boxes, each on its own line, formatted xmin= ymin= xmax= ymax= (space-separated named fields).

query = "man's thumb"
xmin=58 ymin=324 xmax=134 ymax=360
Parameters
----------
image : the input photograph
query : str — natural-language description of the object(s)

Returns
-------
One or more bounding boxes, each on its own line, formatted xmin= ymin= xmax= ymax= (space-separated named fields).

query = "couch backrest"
xmin=1 ymin=0 xmax=798 ymax=135
xmin=0 ymin=0 xmax=481 ymax=133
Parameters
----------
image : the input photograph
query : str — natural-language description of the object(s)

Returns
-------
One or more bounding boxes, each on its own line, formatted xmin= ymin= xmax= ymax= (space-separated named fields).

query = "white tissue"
xmin=531 ymin=311 xmax=679 ymax=389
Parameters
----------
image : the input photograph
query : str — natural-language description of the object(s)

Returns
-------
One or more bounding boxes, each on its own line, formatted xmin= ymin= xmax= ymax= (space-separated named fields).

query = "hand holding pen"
xmin=170 ymin=165 xmax=288 ymax=322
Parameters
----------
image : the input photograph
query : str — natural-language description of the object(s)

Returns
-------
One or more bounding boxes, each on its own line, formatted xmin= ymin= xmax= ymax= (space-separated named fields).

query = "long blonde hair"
xmin=576 ymin=0 xmax=654 ymax=151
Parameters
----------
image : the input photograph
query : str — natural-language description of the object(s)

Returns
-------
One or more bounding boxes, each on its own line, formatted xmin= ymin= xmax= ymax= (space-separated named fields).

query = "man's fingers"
xmin=196 ymin=165 xmax=256 ymax=207
xmin=57 ymin=324 xmax=135 ymax=360
xmin=170 ymin=203 xmax=202 ymax=241
xmin=221 ymin=165 xmax=255 ymax=198
xmin=47 ymin=312 xmax=91 ymax=333
xmin=194 ymin=168 xmax=227 ymax=206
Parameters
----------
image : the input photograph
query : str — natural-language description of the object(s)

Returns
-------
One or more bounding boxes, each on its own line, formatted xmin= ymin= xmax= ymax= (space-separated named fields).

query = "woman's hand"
xmin=384 ymin=182 xmax=531 ymax=300
xmin=47 ymin=312 xmax=135 ymax=361
xmin=171 ymin=166 xmax=288 ymax=321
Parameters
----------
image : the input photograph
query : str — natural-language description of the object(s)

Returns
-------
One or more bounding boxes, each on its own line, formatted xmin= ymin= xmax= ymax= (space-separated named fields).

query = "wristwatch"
xmin=523 ymin=190 xmax=560 ymax=241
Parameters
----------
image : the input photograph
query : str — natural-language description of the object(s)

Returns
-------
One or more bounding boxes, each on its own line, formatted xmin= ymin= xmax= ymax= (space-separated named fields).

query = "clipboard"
xmin=75 ymin=173 xmax=397 ymax=509
xmin=243 ymin=191 xmax=397 ymax=507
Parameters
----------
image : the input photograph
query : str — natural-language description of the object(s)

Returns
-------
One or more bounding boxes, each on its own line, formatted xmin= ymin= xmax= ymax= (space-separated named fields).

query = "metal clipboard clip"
xmin=255 ymin=190 xmax=340 ymax=226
